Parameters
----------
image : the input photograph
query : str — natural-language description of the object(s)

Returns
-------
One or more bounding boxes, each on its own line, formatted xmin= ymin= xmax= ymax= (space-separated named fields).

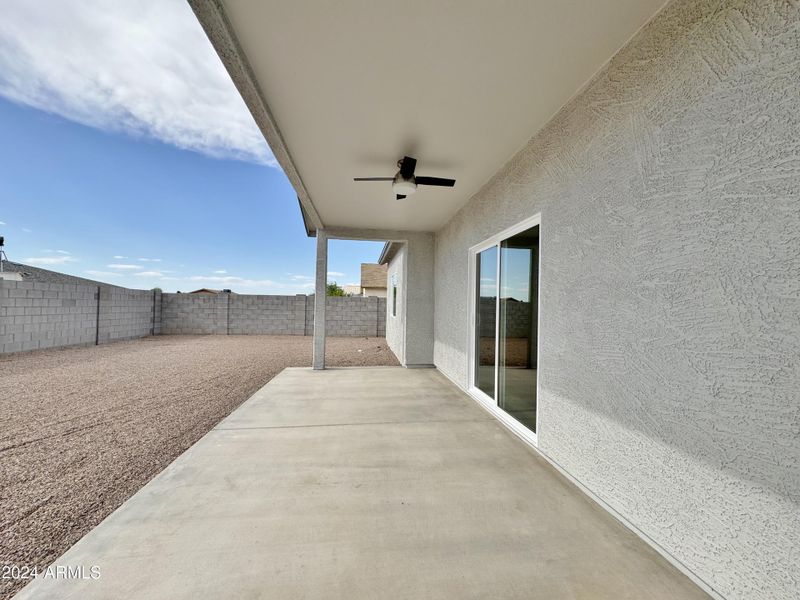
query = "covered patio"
xmin=14 ymin=367 xmax=707 ymax=599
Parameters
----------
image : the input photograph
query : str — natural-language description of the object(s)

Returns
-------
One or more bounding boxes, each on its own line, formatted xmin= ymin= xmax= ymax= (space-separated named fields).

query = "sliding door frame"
xmin=467 ymin=213 xmax=541 ymax=448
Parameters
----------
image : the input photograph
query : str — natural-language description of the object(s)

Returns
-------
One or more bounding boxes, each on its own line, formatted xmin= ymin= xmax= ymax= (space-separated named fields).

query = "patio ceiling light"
xmin=354 ymin=156 xmax=455 ymax=200
xmin=392 ymin=174 xmax=417 ymax=196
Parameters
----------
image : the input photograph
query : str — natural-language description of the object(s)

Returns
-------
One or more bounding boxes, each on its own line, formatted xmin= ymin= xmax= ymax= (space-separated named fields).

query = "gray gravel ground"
xmin=0 ymin=335 xmax=398 ymax=599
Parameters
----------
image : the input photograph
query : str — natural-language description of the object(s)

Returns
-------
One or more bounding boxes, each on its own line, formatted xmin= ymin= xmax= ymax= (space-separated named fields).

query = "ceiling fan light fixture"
xmin=354 ymin=156 xmax=455 ymax=198
xmin=392 ymin=175 xmax=417 ymax=196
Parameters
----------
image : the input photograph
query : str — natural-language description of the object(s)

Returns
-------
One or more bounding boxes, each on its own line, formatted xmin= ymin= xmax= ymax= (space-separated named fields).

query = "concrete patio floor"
xmin=14 ymin=367 xmax=708 ymax=600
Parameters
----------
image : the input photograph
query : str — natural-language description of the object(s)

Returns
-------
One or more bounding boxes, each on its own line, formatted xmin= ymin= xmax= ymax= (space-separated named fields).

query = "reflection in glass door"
xmin=475 ymin=246 xmax=497 ymax=398
xmin=499 ymin=227 xmax=539 ymax=432
xmin=472 ymin=222 xmax=539 ymax=434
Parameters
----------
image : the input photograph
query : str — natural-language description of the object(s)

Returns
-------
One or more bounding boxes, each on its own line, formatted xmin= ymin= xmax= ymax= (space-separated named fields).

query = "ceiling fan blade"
xmin=415 ymin=176 xmax=456 ymax=187
xmin=399 ymin=156 xmax=417 ymax=179
xmin=396 ymin=194 xmax=406 ymax=200
xmin=354 ymin=177 xmax=393 ymax=181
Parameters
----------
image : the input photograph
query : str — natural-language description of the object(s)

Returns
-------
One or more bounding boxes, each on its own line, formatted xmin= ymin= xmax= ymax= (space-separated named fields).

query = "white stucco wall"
xmin=385 ymin=245 xmax=406 ymax=365
xmin=433 ymin=1 xmax=799 ymax=599
xmin=327 ymin=228 xmax=434 ymax=367
xmin=404 ymin=234 xmax=435 ymax=366
xmin=362 ymin=287 xmax=387 ymax=298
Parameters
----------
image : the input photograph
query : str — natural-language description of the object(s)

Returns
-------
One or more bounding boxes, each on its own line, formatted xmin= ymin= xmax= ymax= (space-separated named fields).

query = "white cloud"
xmin=56 ymin=249 xmax=70 ymax=254
xmin=188 ymin=275 xmax=277 ymax=286
xmin=327 ymin=271 xmax=345 ymax=278
xmin=135 ymin=270 xmax=164 ymax=277
xmin=25 ymin=255 xmax=76 ymax=265
xmin=138 ymin=257 xmax=162 ymax=262
xmin=187 ymin=275 xmax=302 ymax=292
xmin=113 ymin=255 xmax=127 ymax=259
xmin=85 ymin=270 xmax=120 ymax=277
xmin=213 ymin=269 xmax=227 ymax=274
xmin=181 ymin=274 xmax=316 ymax=294
xmin=290 ymin=274 xmax=313 ymax=281
xmin=0 ymin=221 xmax=6 ymax=225
xmin=0 ymin=0 xmax=274 ymax=165
xmin=21 ymin=227 xmax=32 ymax=232
xmin=107 ymin=263 xmax=142 ymax=270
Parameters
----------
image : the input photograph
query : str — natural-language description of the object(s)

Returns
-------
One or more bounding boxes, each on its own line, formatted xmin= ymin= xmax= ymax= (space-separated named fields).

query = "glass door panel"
xmin=498 ymin=225 xmax=539 ymax=432
xmin=475 ymin=246 xmax=497 ymax=399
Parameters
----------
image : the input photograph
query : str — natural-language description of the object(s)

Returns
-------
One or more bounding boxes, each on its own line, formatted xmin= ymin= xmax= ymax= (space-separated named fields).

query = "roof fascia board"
xmin=325 ymin=226 xmax=431 ymax=243
xmin=297 ymin=196 xmax=317 ymax=237
xmin=377 ymin=241 xmax=391 ymax=264
xmin=378 ymin=241 xmax=401 ymax=265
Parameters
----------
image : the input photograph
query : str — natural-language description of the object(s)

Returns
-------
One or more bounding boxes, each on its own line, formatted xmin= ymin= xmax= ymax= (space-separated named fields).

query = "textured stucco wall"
xmin=433 ymin=1 xmax=800 ymax=599
xmin=325 ymin=227 xmax=435 ymax=367
xmin=385 ymin=245 xmax=406 ymax=364
xmin=404 ymin=233 xmax=435 ymax=366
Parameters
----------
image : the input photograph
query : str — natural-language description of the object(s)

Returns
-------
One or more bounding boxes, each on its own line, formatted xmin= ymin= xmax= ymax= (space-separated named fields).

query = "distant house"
xmin=189 ymin=288 xmax=233 ymax=294
xmin=342 ymin=284 xmax=361 ymax=296
xmin=0 ymin=269 xmax=23 ymax=282
xmin=358 ymin=263 xmax=387 ymax=298
xmin=0 ymin=260 xmax=116 ymax=287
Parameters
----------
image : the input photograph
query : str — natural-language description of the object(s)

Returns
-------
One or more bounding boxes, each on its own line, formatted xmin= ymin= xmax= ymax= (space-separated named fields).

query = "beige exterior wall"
xmin=362 ymin=287 xmax=387 ymax=298
xmin=384 ymin=245 xmax=405 ymax=365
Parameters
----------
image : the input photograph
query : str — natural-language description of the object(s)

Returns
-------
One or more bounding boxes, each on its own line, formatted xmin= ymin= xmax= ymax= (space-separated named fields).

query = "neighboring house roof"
xmin=188 ymin=288 xmax=235 ymax=294
xmin=360 ymin=263 xmax=387 ymax=289
xmin=0 ymin=260 xmax=119 ymax=288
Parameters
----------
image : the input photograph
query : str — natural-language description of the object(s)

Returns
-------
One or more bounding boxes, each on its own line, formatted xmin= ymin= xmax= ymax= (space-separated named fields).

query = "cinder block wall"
xmin=160 ymin=293 xmax=227 ymax=335
xmin=228 ymin=294 xmax=305 ymax=335
xmin=0 ymin=283 xmax=387 ymax=354
xmin=304 ymin=297 xmax=314 ymax=336
xmin=478 ymin=297 xmax=531 ymax=338
xmin=98 ymin=288 xmax=160 ymax=343
xmin=0 ymin=280 xmax=96 ymax=353
xmin=163 ymin=293 xmax=385 ymax=337
xmin=324 ymin=296 xmax=384 ymax=337
xmin=152 ymin=290 xmax=162 ymax=336
xmin=0 ymin=280 xmax=156 ymax=354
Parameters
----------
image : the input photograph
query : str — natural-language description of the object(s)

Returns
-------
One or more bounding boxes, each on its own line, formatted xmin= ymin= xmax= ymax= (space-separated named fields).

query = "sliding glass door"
xmin=475 ymin=246 xmax=497 ymax=398
xmin=498 ymin=227 xmax=539 ymax=431
xmin=472 ymin=221 xmax=539 ymax=435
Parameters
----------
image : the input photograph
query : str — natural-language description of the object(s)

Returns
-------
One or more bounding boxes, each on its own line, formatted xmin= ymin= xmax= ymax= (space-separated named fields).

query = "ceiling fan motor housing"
xmin=392 ymin=172 xmax=417 ymax=196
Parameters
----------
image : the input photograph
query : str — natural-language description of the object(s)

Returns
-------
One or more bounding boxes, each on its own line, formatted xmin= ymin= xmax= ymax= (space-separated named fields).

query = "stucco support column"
xmin=313 ymin=229 xmax=328 ymax=369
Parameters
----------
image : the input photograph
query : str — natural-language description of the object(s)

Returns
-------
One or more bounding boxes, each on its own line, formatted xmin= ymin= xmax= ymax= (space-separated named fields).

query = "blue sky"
xmin=0 ymin=0 xmax=382 ymax=294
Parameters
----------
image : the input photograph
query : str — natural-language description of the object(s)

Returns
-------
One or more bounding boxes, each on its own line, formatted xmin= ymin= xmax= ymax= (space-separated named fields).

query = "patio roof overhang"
xmin=189 ymin=0 xmax=667 ymax=235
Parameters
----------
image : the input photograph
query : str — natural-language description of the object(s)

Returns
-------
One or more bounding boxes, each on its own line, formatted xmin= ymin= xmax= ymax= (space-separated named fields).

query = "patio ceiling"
xmin=194 ymin=0 xmax=667 ymax=232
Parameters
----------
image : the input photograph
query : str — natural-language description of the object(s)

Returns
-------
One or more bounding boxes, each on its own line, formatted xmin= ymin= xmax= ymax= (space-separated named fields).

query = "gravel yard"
xmin=0 ymin=335 xmax=398 ymax=599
